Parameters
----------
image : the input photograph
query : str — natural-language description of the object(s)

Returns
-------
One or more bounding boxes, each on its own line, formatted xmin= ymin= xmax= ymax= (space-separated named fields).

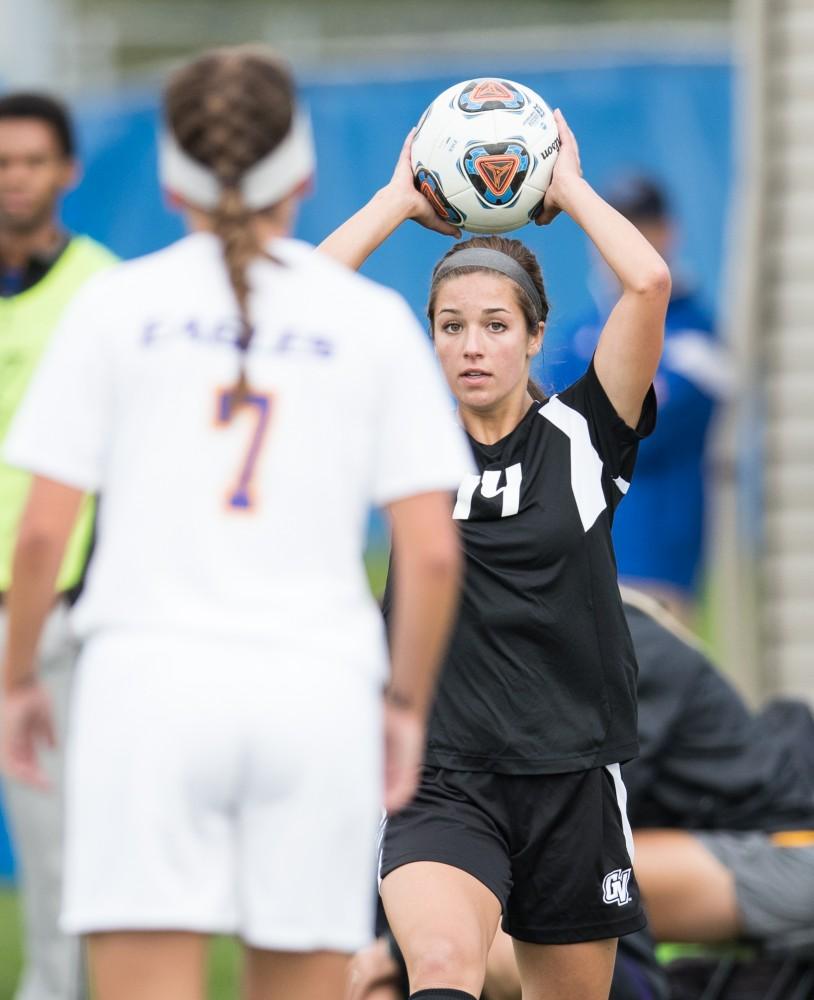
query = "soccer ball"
xmin=411 ymin=78 xmax=560 ymax=234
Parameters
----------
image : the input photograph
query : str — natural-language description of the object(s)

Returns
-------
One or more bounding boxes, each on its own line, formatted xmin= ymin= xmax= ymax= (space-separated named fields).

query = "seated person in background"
xmin=543 ymin=175 xmax=731 ymax=624
xmin=348 ymin=588 xmax=814 ymax=1000
xmin=618 ymin=586 xmax=814 ymax=948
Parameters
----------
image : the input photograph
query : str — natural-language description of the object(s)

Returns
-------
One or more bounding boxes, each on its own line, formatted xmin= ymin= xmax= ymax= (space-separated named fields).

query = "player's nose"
xmin=461 ymin=329 xmax=485 ymax=357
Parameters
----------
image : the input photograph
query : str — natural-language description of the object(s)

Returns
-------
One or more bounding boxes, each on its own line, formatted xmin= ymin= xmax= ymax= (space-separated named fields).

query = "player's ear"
xmin=60 ymin=157 xmax=81 ymax=192
xmin=293 ymin=174 xmax=313 ymax=198
xmin=527 ymin=321 xmax=544 ymax=358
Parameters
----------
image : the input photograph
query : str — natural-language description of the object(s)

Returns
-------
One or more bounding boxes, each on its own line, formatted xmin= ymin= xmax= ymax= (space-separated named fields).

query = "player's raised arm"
xmin=318 ymin=130 xmax=461 ymax=271
xmin=537 ymin=109 xmax=671 ymax=428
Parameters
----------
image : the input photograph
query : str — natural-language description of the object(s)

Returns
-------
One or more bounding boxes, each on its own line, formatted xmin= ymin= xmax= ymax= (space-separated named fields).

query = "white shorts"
xmin=61 ymin=630 xmax=383 ymax=952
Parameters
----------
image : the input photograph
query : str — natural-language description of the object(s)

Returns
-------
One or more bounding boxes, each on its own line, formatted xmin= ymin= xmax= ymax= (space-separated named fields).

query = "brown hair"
xmin=427 ymin=236 xmax=549 ymax=403
xmin=164 ymin=46 xmax=296 ymax=406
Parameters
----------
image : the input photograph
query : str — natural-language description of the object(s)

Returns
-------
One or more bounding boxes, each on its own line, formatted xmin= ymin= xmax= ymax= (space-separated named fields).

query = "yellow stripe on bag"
xmin=770 ymin=830 xmax=814 ymax=848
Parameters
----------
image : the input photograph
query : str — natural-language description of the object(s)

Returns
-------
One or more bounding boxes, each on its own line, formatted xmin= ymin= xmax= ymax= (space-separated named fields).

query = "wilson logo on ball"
xmin=463 ymin=142 xmax=530 ymax=207
xmin=458 ymin=79 xmax=526 ymax=113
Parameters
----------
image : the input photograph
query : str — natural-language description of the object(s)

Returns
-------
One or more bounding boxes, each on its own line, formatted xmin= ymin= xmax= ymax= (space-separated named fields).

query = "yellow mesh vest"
xmin=0 ymin=236 xmax=117 ymax=592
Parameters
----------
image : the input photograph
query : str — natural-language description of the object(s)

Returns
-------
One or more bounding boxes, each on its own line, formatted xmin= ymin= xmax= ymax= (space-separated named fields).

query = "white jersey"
xmin=5 ymin=233 xmax=472 ymax=674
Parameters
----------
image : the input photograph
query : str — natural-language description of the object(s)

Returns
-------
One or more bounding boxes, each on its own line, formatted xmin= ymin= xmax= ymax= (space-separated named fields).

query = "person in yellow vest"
xmin=0 ymin=91 xmax=116 ymax=1000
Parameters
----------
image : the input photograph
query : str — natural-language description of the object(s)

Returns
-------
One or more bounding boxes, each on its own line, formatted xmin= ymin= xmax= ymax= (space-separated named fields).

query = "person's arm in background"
xmin=1 ymin=476 xmax=84 ymax=787
xmin=635 ymin=325 xmax=730 ymax=466
xmin=0 ymin=275 xmax=115 ymax=786
xmin=382 ymin=490 xmax=461 ymax=813
xmin=318 ymin=131 xmax=461 ymax=272
xmin=632 ymin=373 xmax=712 ymax=469
xmin=366 ymin=287 xmax=471 ymax=815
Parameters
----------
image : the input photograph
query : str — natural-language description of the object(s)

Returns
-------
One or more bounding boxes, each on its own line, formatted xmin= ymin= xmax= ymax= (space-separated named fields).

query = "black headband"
xmin=433 ymin=247 xmax=544 ymax=322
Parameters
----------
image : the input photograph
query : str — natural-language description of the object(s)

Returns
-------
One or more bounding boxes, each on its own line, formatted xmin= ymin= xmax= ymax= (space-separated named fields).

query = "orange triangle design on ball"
xmin=471 ymin=80 xmax=516 ymax=103
xmin=474 ymin=155 xmax=520 ymax=197
xmin=420 ymin=180 xmax=449 ymax=219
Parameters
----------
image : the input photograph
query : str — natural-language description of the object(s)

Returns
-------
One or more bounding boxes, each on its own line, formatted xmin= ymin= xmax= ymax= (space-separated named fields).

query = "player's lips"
xmin=460 ymin=368 xmax=491 ymax=382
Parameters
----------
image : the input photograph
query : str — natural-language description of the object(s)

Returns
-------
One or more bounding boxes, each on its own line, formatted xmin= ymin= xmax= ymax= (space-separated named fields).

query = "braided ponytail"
xmin=164 ymin=47 xmax=296 ymax=408
xmin=211 ymin=188 xmax=256 ymax=400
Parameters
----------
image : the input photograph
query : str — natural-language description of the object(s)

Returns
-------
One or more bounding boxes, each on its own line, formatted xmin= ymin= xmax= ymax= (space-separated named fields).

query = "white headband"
xmin=159 ymin=109 xmax=315 ymax=212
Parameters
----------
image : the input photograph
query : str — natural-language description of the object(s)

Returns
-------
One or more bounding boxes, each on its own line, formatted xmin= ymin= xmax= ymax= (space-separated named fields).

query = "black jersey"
xmin=384 ymin=361 xmax=656 ymax=774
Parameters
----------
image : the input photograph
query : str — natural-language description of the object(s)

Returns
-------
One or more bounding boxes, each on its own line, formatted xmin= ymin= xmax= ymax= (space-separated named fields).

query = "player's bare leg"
xmin=244 ymin=947 xmax=349 ymax=1000
xmin=483 ymin=928 xmax=521 ymax=1000
xmin=86 ymin=931 xmax=207 ymax=1000
xmin=513 ymin=937 xmax=617 ymax=1000
xmin=381 ymin=861 xmax=501 ymax=997
xmin=634 ymin=829 xmax=740 ymax=940
xmin=345 ymin=936 xmax=403 ymax=1000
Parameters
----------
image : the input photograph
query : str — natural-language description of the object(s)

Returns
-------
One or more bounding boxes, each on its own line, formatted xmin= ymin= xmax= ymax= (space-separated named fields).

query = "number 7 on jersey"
xmin=214 ymin=388 xmax=274 ymax=511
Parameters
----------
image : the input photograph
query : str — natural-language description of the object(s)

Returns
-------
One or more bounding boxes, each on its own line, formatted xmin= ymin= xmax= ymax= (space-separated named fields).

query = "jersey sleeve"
xmin=3 ymin=275 xmax=115 ymax=493
xmin=370 ymin=297 xmax=474 ymax=506
xmin=557 ymin=358 xmax=657 ymax=513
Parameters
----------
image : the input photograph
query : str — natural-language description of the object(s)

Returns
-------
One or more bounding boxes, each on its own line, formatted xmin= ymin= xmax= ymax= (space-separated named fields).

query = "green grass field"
xmin=0 ymin=889 xmax=22 ymax=1000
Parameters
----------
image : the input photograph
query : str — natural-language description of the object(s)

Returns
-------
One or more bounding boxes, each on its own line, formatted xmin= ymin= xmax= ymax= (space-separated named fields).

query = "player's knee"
xmin=405 ymin=931 xmax=484 ymax=987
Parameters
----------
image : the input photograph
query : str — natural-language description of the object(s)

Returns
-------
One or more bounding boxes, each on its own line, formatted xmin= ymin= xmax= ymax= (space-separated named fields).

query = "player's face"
xmin=0 ymin=119 xmax=75 ymax=234
xmin=433 ymin=271 xmax=541 ymax=414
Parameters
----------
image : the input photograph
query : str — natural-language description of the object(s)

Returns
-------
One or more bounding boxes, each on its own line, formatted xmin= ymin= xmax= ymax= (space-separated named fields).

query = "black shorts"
xmin=379 ymin=764 xmax=645 ymax=944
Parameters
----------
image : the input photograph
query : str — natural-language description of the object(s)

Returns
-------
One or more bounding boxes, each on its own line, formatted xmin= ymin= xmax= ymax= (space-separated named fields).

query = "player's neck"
xmin=185 ymin=197 xmax=294 ymax=244
xmin=0 ymin=218 xmax=63 ymax=270
xmin=460 ymin=390 xmax=534 ymax=445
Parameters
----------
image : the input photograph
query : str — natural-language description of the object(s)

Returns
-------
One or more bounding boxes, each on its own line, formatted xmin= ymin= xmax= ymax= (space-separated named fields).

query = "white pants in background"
xmin=62 ymin=630 xmax=384 ymax=952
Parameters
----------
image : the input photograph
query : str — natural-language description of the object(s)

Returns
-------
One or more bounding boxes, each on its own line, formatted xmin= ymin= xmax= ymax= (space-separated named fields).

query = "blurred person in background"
xmin=0 ymin=91 xmax=116 ymax=1000
xmin=0 ymin=46 xmax=469 ymax=1000
xmin=547 ymin=175 xmax=730 ymax=625
xmin=349 ymin=587 xmax=814 ymax=1000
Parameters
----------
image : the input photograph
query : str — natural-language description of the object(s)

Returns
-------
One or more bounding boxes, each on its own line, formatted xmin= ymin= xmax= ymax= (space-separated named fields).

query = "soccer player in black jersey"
xmin=322 ymin=109 xmax=670 ymax=1000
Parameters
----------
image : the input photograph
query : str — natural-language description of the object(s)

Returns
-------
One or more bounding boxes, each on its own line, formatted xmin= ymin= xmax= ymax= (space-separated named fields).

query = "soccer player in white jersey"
xmin=0 ymin=47 xmax=472 ymax=1000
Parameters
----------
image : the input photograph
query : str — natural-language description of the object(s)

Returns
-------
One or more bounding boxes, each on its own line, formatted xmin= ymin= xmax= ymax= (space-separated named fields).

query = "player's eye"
xmin=487 ymin=321 xmax=507 ymax=332
xmin=442 ymin=321 xmax=463 ymax=334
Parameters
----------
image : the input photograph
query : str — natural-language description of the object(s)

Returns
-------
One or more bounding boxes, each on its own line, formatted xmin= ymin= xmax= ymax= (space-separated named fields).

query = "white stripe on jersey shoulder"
xmin=539 ymin=396 xmax=607 ymax=531
xmin=613 ymin=476 xmax=630 ymax=495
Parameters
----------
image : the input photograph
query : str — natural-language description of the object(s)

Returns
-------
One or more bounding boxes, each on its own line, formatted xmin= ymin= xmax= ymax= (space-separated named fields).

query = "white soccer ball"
xmin=411 ymin=78 xmax=560 ymax=234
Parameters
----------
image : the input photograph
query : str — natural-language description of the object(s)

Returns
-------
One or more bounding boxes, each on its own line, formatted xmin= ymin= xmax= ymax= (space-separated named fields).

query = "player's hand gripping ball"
xmin=411 ymin=78 xmax=560 ymax=234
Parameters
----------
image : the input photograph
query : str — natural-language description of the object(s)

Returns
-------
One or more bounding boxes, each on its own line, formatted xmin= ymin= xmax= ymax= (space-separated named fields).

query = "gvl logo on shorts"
xmin=602 ymin=868 xmax=632 ymax=906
